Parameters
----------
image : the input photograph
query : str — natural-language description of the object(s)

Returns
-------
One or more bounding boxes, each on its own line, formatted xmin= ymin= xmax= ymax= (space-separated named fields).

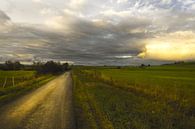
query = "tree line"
xmin=0 ymin=61 xmax=70 ymax=74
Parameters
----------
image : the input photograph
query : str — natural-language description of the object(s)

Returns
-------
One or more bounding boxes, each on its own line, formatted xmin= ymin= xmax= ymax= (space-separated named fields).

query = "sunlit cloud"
xmin=139 ymin=31 xmax=195 ymax=60
xmin=45 ymin=16 xmax=65 ymax=30
xmin=117 ymin=0 xmax=128 ymax=4
xmin=115 ymin=55 xmax=133 ymax=59
xmin=139 ymin=43 xmax=195 ymax=60
xmin=69 ymin=0 xmax=87 ymax=10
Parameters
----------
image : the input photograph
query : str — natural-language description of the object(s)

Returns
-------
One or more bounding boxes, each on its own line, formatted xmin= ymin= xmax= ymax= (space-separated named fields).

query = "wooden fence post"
xmin=3 ymin=77 xmax=7 ymax=88
xmin=12 ymin=76 xmax=15 ymax=87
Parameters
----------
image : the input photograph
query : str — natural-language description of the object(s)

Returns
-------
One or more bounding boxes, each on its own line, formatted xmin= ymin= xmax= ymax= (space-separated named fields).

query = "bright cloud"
xmin=117 ymin=0 xmax=128 ymax=4
xmin=139 ymin=31 xmax=195 ymax=60
xmin=32 ymin=0 xmax=42 ymax=3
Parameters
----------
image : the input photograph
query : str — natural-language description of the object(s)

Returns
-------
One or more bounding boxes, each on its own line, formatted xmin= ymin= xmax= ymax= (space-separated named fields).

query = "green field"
xmin=0 ymin=70 xmax=55 ymax=105
xmin=72 ymin=64 xmax=195 ymax=129
xmin=0 ymin=70 xmax=36 ymax=87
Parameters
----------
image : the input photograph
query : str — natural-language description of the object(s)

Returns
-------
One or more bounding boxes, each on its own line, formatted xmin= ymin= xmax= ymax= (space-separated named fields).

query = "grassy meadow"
xmin=72 ymin=64 xmax=195 ymax=129
xmin=0 ymin=70 xmax=55 ymax=105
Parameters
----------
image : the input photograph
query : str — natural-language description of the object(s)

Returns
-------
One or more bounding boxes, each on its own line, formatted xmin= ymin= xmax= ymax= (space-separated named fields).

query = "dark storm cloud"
xmin=0 ymin=9 xmax=12 ymax=31
xmin=0 ymin=8 xmax=152 ymax=65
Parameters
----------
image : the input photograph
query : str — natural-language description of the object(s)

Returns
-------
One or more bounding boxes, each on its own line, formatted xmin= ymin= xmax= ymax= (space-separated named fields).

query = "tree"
xmin=34 ymin=61 xmax=69 ymax=74
xmin=4 ymin=61 xmax=23 ymax=70
xmin=62 ymin=63 xmax=69 ymax=71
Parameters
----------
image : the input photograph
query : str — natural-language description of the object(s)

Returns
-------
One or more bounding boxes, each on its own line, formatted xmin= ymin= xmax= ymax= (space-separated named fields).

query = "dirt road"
xmin=0 ymin=72 xmax=75 ymax=129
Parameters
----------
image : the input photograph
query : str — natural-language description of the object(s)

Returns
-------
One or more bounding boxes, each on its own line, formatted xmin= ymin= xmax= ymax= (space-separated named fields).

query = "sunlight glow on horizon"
xmin=138 ymin=31 xmax=195 ymax=61
xmin=139 ymin=42 xmax=195 ymax=60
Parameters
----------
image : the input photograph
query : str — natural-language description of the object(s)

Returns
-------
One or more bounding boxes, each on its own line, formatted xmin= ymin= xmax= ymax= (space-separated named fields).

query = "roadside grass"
xmin=73 ymin=73 xmax=114 ymax=129
xmin=72 ymin=65 xmax=195 ymax=129
xmin=0 ymin=71 xmax=56 ymax=105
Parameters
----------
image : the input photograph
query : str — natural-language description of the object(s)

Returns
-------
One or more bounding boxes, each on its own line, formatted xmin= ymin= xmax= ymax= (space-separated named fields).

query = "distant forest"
xmin=0 ymin=61 xmax=70 ymax=74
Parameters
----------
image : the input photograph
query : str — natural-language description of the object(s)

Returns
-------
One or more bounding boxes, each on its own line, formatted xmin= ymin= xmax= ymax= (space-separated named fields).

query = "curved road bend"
xmin=0 ymin=72 xmax=75 ymax=129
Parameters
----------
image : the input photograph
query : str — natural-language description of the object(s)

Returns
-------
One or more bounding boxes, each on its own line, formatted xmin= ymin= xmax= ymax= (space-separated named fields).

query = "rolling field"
xmin=73 ymin=64 xmax=195 ymax=129
xmin=0 ymin=70 xmax=55 ymax=105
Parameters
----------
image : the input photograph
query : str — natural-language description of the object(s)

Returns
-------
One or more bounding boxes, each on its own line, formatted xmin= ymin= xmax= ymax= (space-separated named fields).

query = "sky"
xmin=0 ymin=0 xmax=195 ymax=65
